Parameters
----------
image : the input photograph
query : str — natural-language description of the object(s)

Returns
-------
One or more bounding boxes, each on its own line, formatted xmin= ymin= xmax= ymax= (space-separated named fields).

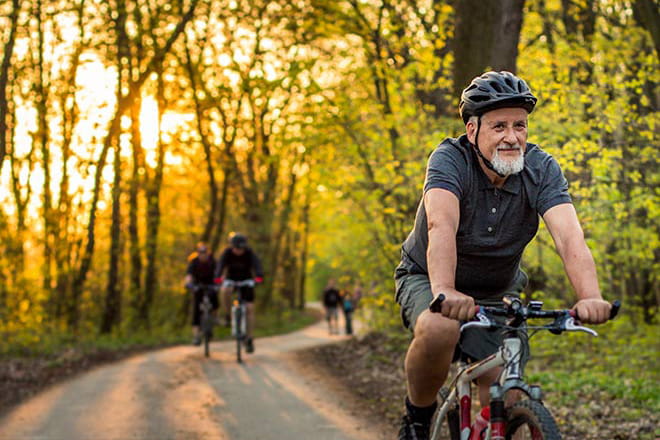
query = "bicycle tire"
xmin=235 ymin=307 xmax=242 ymax=363
xmin=430 ymin=387 xmax=460 ymax=440
xmin=202 ymin=314 xmax=212 ymax=357
xmin=506 ymin=400 xmax=561 ymax=440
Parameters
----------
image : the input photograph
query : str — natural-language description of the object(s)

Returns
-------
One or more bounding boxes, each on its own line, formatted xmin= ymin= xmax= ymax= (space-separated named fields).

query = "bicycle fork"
xmin=231 ymin=300 xmax=247 ymax=337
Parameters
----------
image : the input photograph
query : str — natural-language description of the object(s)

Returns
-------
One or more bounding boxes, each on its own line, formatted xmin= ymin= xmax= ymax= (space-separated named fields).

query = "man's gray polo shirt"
xmin=396 ymin=134 xmax=572 ymax=300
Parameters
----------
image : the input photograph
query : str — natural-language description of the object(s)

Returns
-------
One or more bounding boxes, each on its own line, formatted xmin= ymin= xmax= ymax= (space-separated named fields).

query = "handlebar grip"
xmin=609 ymin=300 xmax=621 ymax=320
xmin=429 ymin=294 xmax=445 ymax=313
xmin=429 ymin=294 xmax=480 ymax=316
xmin=571 ymin=300 xmax=622 ymax=321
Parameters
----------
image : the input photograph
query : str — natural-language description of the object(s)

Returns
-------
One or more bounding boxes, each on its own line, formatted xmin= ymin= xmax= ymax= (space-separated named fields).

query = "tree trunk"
xmin=297 ymin=191 xmax=311 ymax=310
xmin=34 ymin=0 xmax=55 ymax=301
xmin=269 ymin=170 xmax=298 ymax=300
xmin=53 ymin=0 xmax=85 ymax=327
xmin=490 ymin=0 xmax=525 ymax=73
xmin=0 ymin=0 xmax=20 ymax=173
xmin=141 ymin=73 xmax=166 ymax=328
xmin=101 ymin=143 xmax=123 ymax=334
xmin=633 ymin=0 xmax=660 ymax=60
xmin=452 ymin=0 xmax=525 ymax=96
xmin=183 ymin=41 xmax=220 ymax=245
xmin=129 ymin=95 xmax=143 ymax=304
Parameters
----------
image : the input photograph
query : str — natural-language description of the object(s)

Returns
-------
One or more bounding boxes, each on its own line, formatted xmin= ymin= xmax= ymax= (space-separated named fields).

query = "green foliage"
xmin=0 ymin=306 xmax=319 ymax=359
xmin=527 ymin=314 xmax=659 ymax=413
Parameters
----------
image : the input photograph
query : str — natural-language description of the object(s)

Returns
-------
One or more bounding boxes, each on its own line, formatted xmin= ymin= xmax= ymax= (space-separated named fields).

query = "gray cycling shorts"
xmin=395 ymin=272 xmax=526 ymax=362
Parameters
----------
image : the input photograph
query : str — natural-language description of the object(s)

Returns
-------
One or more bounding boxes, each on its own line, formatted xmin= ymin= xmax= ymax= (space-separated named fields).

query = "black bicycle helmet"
xmin=459 ymin=71 xmax=537 ymax=123
xmin=230 ymin=233 xmax=248 ymax=249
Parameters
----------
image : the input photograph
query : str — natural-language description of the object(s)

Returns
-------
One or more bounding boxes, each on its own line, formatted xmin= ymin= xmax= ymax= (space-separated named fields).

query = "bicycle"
xmin=222 ymin=278 xmax=255 ymax=363
xmin=192 ymin=283 xmax=220 ymax=358
xmin=427 ymin=294 xmax=621 ymax=440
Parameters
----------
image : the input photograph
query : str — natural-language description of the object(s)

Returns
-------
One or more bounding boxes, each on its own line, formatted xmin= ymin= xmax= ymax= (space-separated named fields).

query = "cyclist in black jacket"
xmin=214 ymin=233 xmax=264 ymax=353
xmin=184 ymin=242 xmax=217 ymax=346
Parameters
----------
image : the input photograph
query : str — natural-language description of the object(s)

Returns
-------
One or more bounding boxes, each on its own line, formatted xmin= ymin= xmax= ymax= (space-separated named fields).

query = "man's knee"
xmin=413 ymin=310 xmax=460 ymax=351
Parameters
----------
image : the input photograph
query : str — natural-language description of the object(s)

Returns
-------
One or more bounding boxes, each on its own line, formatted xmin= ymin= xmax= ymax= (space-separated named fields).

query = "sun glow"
xmin=140 ymin=96 xmax=160 ymax=163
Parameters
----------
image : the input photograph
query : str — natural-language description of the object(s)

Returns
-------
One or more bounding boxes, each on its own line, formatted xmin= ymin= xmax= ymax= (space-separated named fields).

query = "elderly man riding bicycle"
xmin=394 ymin=71 xmax=612 ymax=440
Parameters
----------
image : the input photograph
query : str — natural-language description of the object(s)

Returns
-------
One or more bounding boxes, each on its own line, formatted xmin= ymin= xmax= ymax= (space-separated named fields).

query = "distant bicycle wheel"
xmin=506 ymin=400 xmax=561 ymax=440
xmin=234 ymin=306 xmax=243 ymax=363
xmin=201 ymin=314 xmax=212 ymax=358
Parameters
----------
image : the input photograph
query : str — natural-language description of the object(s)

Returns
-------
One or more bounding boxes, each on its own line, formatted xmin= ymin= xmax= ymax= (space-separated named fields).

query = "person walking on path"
xmin=322 ymin=279 xmax=341 ymax=334
xmin=341 ymin=289 xmax=355 ymax=335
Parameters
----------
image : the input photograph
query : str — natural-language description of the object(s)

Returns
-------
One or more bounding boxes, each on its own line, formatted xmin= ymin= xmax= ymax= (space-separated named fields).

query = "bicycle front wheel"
xmin=201 ymin=315 xmax=212 ymax=357
xmin=430 ymin=387 xmax=460 ymax=440
xmin=234 ymin=308 xmax=243 ymax=363
xmin=506 ymin=400 xmax=561 ymax=440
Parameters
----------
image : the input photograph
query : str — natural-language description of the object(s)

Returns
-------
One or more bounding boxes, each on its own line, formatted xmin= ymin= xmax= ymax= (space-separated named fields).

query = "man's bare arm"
xmin=543 ymin=203 xmax=610 ymax=323
xmin=425 ymin=188 xmax=475 ymax=320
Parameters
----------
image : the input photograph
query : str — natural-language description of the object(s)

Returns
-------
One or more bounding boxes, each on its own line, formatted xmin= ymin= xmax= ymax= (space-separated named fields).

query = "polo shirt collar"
xmin=477 ymin=167 xmax=522 ymax=194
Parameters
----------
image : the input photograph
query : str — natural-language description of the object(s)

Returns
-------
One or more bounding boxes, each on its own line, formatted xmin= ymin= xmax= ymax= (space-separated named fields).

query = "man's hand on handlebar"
xmin=574 ymin=298 xmax=612 ymax=324
xmin=429 ymin=289 xmax=476 ymax=321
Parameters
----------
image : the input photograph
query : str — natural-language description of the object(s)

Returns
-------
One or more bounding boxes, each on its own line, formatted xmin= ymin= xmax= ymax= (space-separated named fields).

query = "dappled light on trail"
xmin=0 ymin=319 xmax=376 ymax=440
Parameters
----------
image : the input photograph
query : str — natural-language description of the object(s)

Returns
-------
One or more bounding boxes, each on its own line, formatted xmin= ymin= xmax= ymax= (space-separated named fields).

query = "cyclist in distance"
xmin=394 ymin=71 xmax=612 ymax=440
xmin=184 ymin=242 xmax=218 ymax=346
xmin=214 ymin=233 xmax=264 ymax=353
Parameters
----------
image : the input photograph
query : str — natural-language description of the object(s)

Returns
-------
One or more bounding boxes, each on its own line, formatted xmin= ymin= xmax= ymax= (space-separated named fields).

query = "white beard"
xmin=491 ymin=145 xmax=524 ymax=176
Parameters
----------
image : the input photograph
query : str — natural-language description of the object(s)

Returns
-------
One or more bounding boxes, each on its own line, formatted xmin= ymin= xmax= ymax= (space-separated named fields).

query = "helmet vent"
xmin=490 ymin=81 xmax=503 ymax=93
xmin=472 ymin=95 xmax=491 ymax=102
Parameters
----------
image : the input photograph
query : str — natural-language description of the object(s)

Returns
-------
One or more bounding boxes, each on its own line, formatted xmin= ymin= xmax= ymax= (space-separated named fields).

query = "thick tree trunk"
xmin=490 ymin=0 xmax=525 ymax=72
xmin=633 ymin=0 xmax=660 ymax=60
xmin=452 ymin=0 xmax=525 ymax=95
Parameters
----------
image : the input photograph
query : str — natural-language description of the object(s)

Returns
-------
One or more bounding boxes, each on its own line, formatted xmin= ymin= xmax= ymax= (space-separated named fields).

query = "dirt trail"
xmin=0 ymin=317 xmax=388 ymax=440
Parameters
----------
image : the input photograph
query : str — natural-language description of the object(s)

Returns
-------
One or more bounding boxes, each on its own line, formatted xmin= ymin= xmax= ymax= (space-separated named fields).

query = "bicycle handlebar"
xmin=189 ymin=283 xmax=220 ymax=292
xmin=222 ymin=279 xmax=256 ymax=289
xmin=430 ymin=294 xmax=621 ymax=335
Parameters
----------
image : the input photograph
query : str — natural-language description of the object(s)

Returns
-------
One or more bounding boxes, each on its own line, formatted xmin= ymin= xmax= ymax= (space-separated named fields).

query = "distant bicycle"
xmin=191 ymin=283 xmax=220 ymax=358
xmin=222 ymin=278 xmax=255 ymax=363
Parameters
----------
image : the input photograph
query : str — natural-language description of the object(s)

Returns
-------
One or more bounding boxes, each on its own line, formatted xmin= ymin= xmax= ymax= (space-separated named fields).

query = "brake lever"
xmin=460 ymin=312 xmax=492 ymax=332
xmin=564 ymin=316 xmax=598 ymax=336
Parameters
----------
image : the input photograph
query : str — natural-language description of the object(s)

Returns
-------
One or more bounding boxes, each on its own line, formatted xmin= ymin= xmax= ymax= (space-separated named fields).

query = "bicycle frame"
xmin=196 ymin=284 xmax=218 ymax=357
xmin=222 ymin=279 xmax=254 ymax=362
